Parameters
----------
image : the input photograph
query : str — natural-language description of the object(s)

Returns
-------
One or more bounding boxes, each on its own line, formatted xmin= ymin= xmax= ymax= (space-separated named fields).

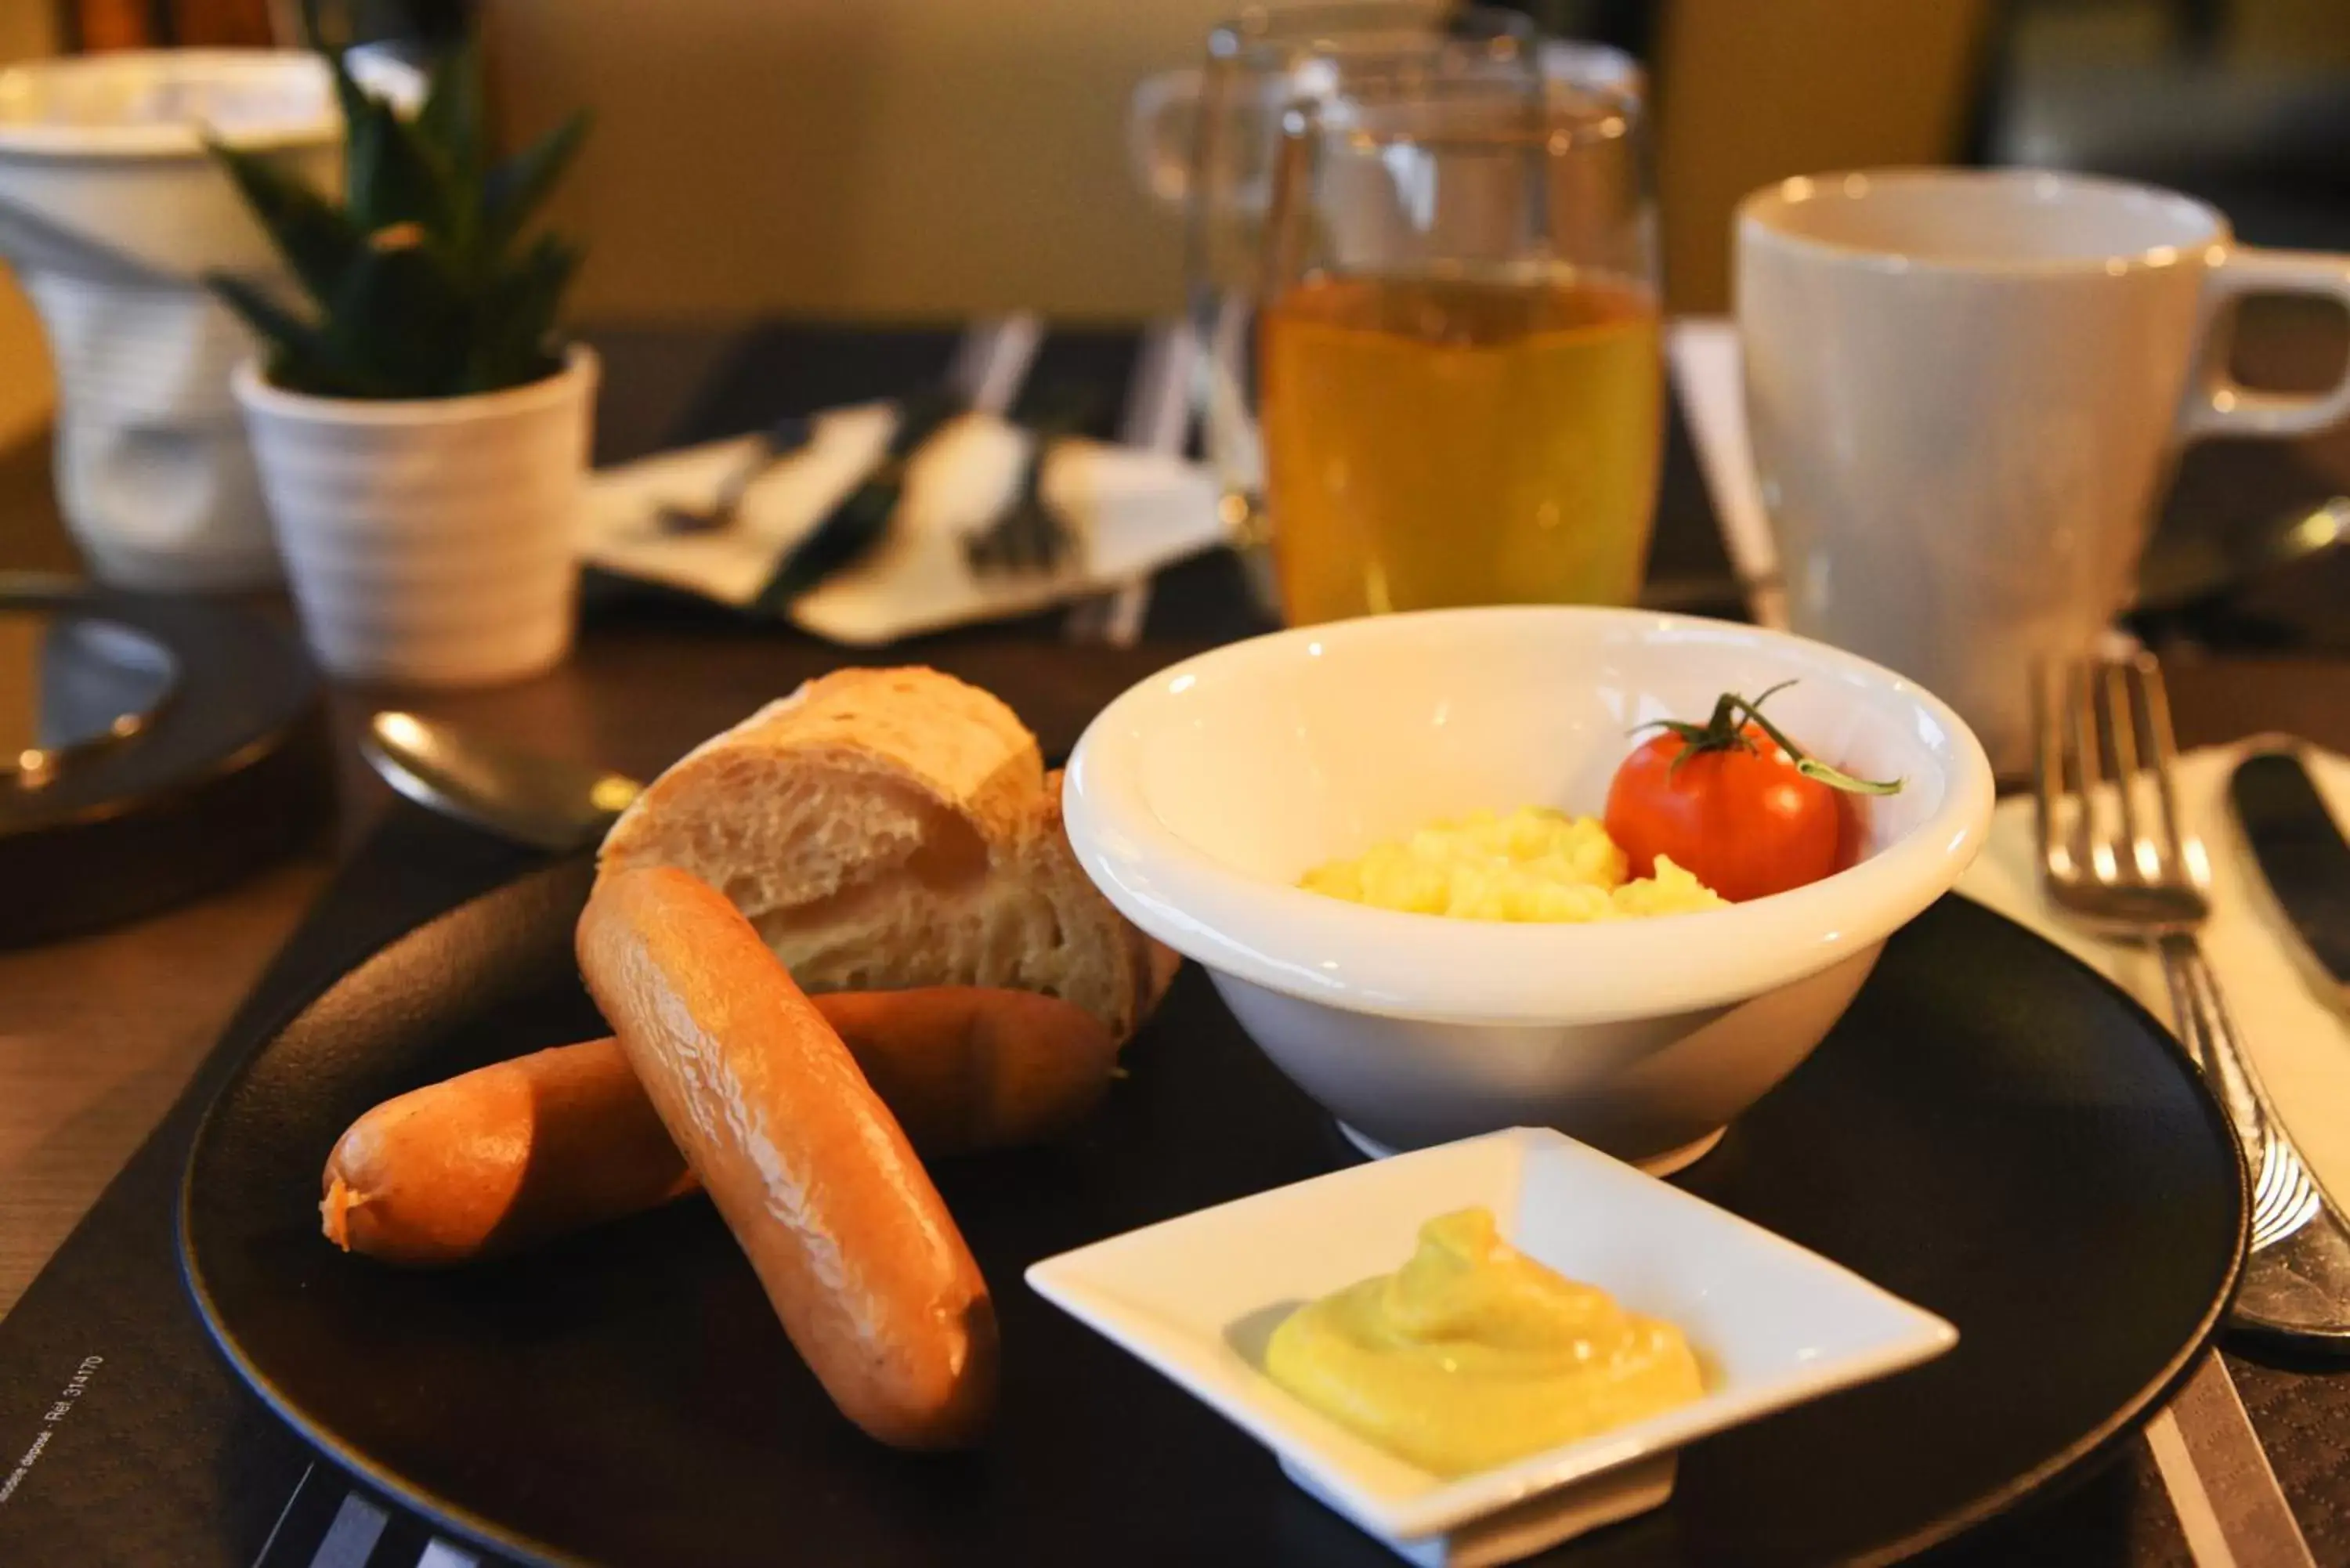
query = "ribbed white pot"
xmin=234 ymin=346 xmax=595 ymax=687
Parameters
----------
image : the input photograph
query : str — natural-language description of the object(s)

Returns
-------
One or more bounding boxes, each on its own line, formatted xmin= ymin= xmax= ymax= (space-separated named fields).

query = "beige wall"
xmin=2225 ymin=0 xmax=2350 ymax=63
xmin=485 ymin=0 xmax=1236 ymax=323
xmin=1654 ymin=0 xmax=1992 ymax=314
xmin=0 ymin=4 xmax=60 ymax=450
xmin=497 ymin=0 xmax=2001 ymax=324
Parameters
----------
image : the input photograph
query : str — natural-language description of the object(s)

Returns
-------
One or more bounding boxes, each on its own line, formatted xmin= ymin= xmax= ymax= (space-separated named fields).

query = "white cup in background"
xmin=0 ymin=49 xmax=419 ymax=591
xmin=1737 ymin=168 xmax=2350 ymax=773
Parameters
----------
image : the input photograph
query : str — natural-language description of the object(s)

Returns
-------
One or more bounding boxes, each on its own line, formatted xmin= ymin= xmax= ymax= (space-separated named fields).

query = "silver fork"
xmin=2035 ymin=653 xmax=2350 ymax=1347
xmin=962 ymin=433 xmax=1079 ymax=579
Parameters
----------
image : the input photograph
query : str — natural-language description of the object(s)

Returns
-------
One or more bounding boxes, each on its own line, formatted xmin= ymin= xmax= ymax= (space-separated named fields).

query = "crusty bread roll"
xmin=598 ymin=667 xmax=1168 ymax=1039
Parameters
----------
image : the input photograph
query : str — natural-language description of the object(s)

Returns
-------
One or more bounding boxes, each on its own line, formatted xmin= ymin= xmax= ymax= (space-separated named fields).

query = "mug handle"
xmin=2181 ymin=247 xmax=2350 ymax=440
xmin=1127 ymin=68 xmax=1202 ymax=208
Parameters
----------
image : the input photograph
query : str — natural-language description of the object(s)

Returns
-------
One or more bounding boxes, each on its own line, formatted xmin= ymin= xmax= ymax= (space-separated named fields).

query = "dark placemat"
xmin=0 ymin=801 xmax=2236 ymax=1568
xmin=0 ymin=807 xmax=544 ymax=1568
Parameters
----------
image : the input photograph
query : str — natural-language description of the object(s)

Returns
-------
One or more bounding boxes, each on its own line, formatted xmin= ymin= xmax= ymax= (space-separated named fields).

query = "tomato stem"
xmin=1629 ymin=681 xmax=1903 ymax=795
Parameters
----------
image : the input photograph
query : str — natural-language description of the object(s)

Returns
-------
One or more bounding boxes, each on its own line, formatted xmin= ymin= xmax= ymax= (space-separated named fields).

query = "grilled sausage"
xmin=320 ymin=987 xmax=1115 ymax=1266
xmin=577 ymin=865 xmax=995 ymax=1448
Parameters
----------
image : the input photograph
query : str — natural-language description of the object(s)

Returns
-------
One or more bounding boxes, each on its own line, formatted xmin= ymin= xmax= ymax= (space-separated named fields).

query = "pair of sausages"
xmin=321 ymin=990 xmax=1113 ymax=1266
xmin=323 ymin=867 xmax=1119 ymax=1449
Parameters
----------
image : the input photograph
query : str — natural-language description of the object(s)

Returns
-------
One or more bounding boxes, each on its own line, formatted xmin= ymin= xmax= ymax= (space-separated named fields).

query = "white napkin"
xmin=580 ymin=402 xmax=1225 ymax=646
xmin=1663 ymin=318 xmax=1785 ymax=629
xmin=1956 ymin=743 xmax=2350 ymax=1204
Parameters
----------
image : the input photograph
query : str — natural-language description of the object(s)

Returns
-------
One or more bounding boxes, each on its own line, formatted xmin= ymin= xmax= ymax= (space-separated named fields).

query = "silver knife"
xmin=2231 ymin=745 xmax=2350 ymax=1002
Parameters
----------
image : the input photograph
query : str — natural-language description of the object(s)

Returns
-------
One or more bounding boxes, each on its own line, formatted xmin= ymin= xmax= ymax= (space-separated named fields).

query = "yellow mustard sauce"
xmin=1264 ymin=1208 xmax=1704 ymax=1476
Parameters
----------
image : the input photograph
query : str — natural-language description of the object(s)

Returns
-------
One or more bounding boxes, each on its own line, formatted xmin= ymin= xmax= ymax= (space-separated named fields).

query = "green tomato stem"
xmin=1629 ymin=681 xmax=1904 ymax=796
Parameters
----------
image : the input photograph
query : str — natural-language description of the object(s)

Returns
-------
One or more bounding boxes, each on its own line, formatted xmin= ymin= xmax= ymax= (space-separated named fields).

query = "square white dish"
xmin=1026 ymin=1127 xmax=1957 ymax=1566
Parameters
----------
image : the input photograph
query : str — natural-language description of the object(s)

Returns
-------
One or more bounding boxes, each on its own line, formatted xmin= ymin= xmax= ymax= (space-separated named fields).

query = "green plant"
xmin=205 ymin=36 xmax=588 ymax=399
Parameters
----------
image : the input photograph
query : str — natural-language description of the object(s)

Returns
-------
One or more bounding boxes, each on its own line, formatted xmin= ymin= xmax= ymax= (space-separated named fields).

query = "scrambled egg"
xmin=1300 ymin=806 xmax=1725 ymax=921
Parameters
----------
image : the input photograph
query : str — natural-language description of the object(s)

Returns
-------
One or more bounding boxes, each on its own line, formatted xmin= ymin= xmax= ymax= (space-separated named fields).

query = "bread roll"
xmin=598 ymin=667 xmax=1170 ymax=1039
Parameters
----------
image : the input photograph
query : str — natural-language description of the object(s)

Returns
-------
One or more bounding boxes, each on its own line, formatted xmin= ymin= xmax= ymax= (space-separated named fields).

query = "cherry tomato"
xmin=1604 ymin=721 xmax=1852 ymax=903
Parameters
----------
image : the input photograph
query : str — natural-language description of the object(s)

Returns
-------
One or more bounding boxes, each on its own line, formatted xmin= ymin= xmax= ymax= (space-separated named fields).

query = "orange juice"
xmin=1260 ymin=272 xmax=1662 ymax=624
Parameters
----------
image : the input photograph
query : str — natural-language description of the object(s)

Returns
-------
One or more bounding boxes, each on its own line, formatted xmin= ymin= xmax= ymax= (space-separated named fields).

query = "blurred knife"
xmin=2232 ymin=746 xmax=2350 ymax=1001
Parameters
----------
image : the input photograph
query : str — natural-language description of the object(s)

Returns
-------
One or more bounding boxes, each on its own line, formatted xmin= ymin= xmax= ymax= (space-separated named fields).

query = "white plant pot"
xmin=234 ymin=346 xmax=597 ymax=688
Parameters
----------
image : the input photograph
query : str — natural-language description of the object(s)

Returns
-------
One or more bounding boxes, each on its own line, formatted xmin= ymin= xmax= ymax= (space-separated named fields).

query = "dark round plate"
xmin=0 ymin=576 xmax=329 ymax=946
xmin=179 ymin=869 xmax=2243 ymax=1567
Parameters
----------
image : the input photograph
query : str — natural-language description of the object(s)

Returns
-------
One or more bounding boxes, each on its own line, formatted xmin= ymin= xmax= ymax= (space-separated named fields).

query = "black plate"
xmin=0 ymin=576 xmax=330 ymax=946
xmin=180 ymin=867 xmax=2243 ymax=1567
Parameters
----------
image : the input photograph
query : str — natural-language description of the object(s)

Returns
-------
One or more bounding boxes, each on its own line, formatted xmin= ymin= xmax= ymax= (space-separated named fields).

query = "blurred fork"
xmin=962 ymin=433 xmax=1077 ymax=579
xmin=2035 ymin=653 xmax=2350 ymax=1347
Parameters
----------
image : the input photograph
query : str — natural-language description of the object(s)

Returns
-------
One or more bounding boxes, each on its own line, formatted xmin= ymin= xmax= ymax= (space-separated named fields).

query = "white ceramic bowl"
xmin=1063 ymin=606 xmax=1996 ymax=1169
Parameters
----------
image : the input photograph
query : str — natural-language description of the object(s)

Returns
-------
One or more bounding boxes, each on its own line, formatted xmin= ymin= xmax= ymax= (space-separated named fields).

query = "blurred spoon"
xmin=363 ymin=710 xmax=642 ymax=853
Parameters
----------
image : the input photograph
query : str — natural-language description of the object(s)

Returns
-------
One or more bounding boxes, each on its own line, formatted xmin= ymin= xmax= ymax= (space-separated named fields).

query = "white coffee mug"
xmin=1737 ymin=168 xmax=2350 ymax=772
xmin=0 ymin=48 xmax=420 ymax=591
